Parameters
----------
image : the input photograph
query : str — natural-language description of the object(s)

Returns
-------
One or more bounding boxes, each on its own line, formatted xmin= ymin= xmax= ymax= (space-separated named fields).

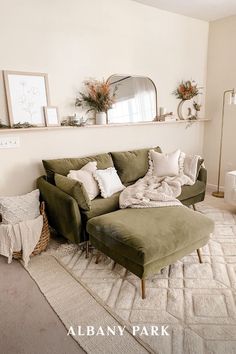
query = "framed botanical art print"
xmin=44 ymin=106 xmax=60 ymax=127
xmin=4 ymin=71 xmax=50 ymax=127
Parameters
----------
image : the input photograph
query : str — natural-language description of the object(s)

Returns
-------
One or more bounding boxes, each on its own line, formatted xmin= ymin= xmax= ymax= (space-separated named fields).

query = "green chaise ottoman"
xmin=87 ymin=206 xmax=214 ymax=299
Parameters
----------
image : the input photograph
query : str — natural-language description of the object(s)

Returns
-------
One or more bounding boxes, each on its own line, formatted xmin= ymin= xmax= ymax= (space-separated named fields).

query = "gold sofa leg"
xmin=193 ymin=204 xmax=197 ymax=211
xmin=197 ymin=249 xmax=203 ymax=263
xmin=85 ymin=241 xmax=89 ymax=258
xmin=95 ymin=252 xmax=101 ymax=264
xmin=141 ymin=279 xmax=146 ymax=299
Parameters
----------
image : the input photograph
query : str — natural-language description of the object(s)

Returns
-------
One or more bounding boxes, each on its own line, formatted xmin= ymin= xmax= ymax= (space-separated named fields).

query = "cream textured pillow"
xmin=93 ymin=167 xmax=125 ymax=198
xmin=67 ymin=161 xmax=99 ymax=200
xmin=0 ymin=189 xmax=40 ymax=224
xmin=149 ymin=149 xmax=181 ymax=177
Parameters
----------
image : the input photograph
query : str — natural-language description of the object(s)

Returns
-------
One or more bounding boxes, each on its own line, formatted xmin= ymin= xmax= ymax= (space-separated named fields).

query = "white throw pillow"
xmin=93 ymin=167 xmax=125 ymax=198
xmin=0 ymin=189 xmax=40 ymax=224
xmin=67 ymin=161 xmax=99 ymax=200
xmin=149 ymin=149 xmax=181 ymax=177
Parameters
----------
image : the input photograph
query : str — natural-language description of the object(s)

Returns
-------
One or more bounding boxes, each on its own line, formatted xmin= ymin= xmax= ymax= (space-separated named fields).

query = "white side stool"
xmin=224 ymin=171 xmax=236 ymax=205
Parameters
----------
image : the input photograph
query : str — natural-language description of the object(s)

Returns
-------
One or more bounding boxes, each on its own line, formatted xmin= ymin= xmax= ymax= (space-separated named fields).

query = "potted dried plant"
xmin=173 ymin=80 xmax=201 ymax=120
xmin=75 ymin=79 xmax=117 ymax=125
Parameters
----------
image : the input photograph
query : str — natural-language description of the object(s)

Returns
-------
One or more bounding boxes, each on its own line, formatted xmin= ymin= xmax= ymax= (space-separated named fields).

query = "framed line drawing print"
xmin=4 ymin=71 xmax=50 ymax=127
xmin=44 ymin=106 xmax=60 ymax=127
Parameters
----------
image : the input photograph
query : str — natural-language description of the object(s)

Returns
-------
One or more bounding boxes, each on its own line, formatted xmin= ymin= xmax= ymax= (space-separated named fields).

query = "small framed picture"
xmin=44 ymin=106 xmax=60 ymax=126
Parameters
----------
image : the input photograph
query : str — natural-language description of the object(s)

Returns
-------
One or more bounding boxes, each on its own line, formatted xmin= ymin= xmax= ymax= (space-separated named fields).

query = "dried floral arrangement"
xmin=61 ymin=116 xmax=88 ymax=127
xmin=193 ymin=101 xmax=201 ymax=112
xmin=12 ymin=122 xmax=36 ymax=129
xmin=75 ymin=79 xmax=117 ymax=113
xmin=173 ymin=80 xmax=200 ymax=100
xmin=0 ymin=120 xmax=38 ymax=129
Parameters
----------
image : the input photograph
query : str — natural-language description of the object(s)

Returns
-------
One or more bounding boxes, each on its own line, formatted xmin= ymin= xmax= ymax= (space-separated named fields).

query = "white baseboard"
xmin=207 ymin=183 xmax=224 ymax=192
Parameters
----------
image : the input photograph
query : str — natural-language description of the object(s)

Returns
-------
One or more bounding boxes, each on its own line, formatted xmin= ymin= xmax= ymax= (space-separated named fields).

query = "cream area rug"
xmin=27 ymin=199 xmax=236 ymax=354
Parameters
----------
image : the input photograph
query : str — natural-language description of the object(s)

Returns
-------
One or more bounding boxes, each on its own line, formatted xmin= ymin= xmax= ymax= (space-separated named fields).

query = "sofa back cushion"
xmin=111 ymin=147 xmax=162 ymax=184
xmin=43 ymin=153 xmax=114 ymax=184
xmin=55 ymin=173 xmax=91 ymax=211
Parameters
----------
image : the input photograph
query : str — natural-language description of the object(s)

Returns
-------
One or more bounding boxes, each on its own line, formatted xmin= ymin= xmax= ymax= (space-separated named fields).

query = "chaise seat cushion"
xmin=83 ymin=180 xmax=206 ymax=220
xmin=87 ymin=207 xmax=214 ymax=278
xmin=83 ymin=191 xmax=121 ymax=220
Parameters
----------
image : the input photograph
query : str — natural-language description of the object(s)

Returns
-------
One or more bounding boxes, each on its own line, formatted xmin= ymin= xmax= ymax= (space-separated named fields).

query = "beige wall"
xmin=204 ymin=16 xmax=236 ymax=189
xmin=0 ymin=0 xmax=209 ymax=195
xmin=0 ymin=123 xmax=205 ymax=195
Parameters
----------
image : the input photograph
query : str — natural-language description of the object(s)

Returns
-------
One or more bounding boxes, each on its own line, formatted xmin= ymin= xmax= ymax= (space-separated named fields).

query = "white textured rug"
xmin=27 ymin=200 xmax=236 ymax=354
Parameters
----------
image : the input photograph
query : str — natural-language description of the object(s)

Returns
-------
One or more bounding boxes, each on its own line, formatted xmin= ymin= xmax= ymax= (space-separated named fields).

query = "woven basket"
xmin=13 ymin=202 xmax=50 ymax=260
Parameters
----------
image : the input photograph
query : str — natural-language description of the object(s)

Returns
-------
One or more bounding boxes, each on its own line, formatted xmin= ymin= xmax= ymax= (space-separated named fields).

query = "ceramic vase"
xmin=177 ymin=100 xmax=185 ymax=120
xmin=96 ymin=112 xmax=106 ymax=125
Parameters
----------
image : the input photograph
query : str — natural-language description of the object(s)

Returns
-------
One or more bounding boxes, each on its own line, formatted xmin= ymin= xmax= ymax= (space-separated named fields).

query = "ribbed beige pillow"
xmin=67 ymin=161 xmax=99 ymax=200
xmin=149 ymin=149 xmax=181 ymax=177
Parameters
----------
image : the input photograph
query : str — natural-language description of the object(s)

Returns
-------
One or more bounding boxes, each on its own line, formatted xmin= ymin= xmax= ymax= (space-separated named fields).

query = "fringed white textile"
xmin=119 ymin=155 xmax=200 ymax=209
xmin=0 ymin=215 xmax=43 ymax=267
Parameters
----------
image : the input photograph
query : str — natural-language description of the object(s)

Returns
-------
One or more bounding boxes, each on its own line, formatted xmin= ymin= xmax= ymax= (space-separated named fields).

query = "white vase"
xmin=96 ymin=112 xmax=106 ymax=125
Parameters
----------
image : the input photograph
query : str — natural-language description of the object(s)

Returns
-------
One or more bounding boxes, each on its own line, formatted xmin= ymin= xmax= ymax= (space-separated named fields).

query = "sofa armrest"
xmin=37 ymin=176 xmax=82 ymax=243
xmin=198 ymin=166 xmax=207 ymax=185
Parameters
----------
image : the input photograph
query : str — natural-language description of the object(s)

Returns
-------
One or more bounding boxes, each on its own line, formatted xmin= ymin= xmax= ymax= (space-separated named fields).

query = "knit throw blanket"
xmin=0 ymin=215 xmax=43 ymax=267
xmin=119 ymin=155 xmax=199 ymax=209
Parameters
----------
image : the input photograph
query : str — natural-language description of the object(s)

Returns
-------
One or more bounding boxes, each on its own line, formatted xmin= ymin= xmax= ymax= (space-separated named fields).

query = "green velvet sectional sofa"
xmin=37 ymin=146 xmax=207 ymax=245
xmin=38 ymin=146 xmax=213 ymax=298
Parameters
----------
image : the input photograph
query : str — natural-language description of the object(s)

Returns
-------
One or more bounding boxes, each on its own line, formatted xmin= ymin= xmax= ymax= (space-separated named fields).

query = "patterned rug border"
xmin=22 ymin=256 xmax=87 ymax=351
xmin=24 ymin=253 xmax=154 ymax=354
xmin=52 ymin=254 xmax=155 ymax=353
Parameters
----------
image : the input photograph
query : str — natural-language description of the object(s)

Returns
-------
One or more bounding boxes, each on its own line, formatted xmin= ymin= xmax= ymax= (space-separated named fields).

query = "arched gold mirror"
xmin=107 ymin=75 xmax=158 ymax=124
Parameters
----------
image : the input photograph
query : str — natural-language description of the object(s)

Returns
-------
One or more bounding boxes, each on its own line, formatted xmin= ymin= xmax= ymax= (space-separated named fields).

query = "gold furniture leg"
xmin=193 ymin=204 xmax=197 ymax=211
xmin=197 ymin=249 xmax=202 ymax=263
xmin=80 ymin=241 xmax=94 ymax=257
xmin=95 ymin=252 xmax=101 ymax=264
xmin=141 ymin=279 xmax=146 ymax=299
xmin=85 ymin=241 xmax=89 ymax=258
